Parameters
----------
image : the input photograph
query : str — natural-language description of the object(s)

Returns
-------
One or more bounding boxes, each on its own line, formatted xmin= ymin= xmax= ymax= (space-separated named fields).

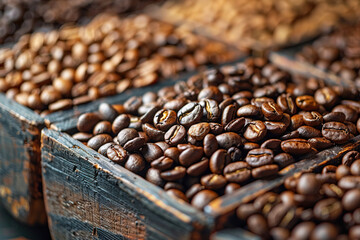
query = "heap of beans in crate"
xmin=156 ymin=0 xmax=360 ymax=50
xmin=0 ymin=14 xmax=236 ymax=116
xmin=74 ymin=57 xmax=360 ymax=211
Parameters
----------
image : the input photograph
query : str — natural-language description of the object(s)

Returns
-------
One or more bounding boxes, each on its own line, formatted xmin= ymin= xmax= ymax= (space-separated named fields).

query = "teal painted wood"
xmin=41 ymin=128 xmax=214 ymax=240
xmin=0 ymin=94 xmax=47 ymax=225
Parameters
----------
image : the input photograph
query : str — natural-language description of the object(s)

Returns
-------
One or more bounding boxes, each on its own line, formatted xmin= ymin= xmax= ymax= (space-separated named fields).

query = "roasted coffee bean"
xmin=351 ymin=160 xmax=360 ymax=176
xmin=125 ymin=154 xmax=145 ymax=173
xmin=209 ymin=149 xmax=230 ymax=174
xmin=201 ymin=174 xmax=227 ymax=190
xmin=281 ymin=138 xmax=311 ymax=155
xmin=227 ymin=147 xmax=242 ymax=162
xmin=123 ymin=137 xmax=145 ymax=152
xmin=323 ymin=112 xmax=346 ymax=123
xmin=77 ymin=113 xmax=101 ymax=132
xmin=224 ymin=161 xmax=251 ymax=183
xmin=251 ymin=97 xmax=275 ymax=108
xmin=244 ymin=120 xmax=267 ymax=142
xmin=188 ymin=122 xmax=210 ymax=141
xmin=186 ymin=184 xmax=205 ymax=199
xmin=117 ymin=128 xmax=139 ymax=146
xmin=236 ymin=204 xmax=259 ymax=220
xmin=296 ymin=95 xmax=318 ymax=111
xmin=246 ymin=148 xmax=274 ymax=167
xmin=151 ymin=156 xmax=174 ymax=171
xmin=252 ymin=164 xmax=278 ymax=179
xmin=112 ymin=114 xmax=130 ymax=134
xmin=277 ymin=93 xmax=297 ymax=115
xmin=314 ymin=198 xmax=342 ymax=221
xmin=160 ymin=166 xmax=186 ymax=181
xmin=274 ymin=153 xmax=295 ymax=168
xmin=199 ymin=99 xmax=220 ymax=121
xmin=308 ymin=137 xmax=333 ymax=149
xmin=297 ymin=173 xmax=321 ymax=195
xmin=224 ymin=117 xmax=245 ymax=132
xmin=261 ymin=139 xmax=281 ymax=152
xmin=164 ymin=147 xmax=180 ymax=163
xmin=153 ymin=109 xmax=177 ymax=131
xmin=179 ymin=146 xmax=204 ymax=167
xmin=338 ymin=176 xmax=360 ymax=189
xmin=124 ymin=96 xmax=142 ymax=114
xmin=87 ymin=134 xmax=113 ymax=151
xmin=270 ymin=227 xmax=290 ymax=240
xmin=203 ymin=134 xmax=218 ymax=157
xmin=166 ymin=189 xmax=188 ymax=202
xmin=237 ymin=104 xmax=262 ymax=118
xmin=333 ymin=105 xmax=358 ymax=123
xmin=72 ymin=132 xmax=93 ymax=142
xmin=264 ymin=121 xmax=287 ymax=135
xmin=342 ymin=151 xmax=360 ymax=167
xmin=216 ymin=132 xmax=242 ymax=149
xmin=98 ymin=142 xmax=114 ymax=156
xmin=291 ymin=222 xmax=316 ymax=240
xmin=322 ymin=183 xmax=344 ymax=198
xmin=99 ymin=103 xmax=118 ymax=122
xmin=209 ymin=122 xmax=223 ymax=135
xmin=198 ymin=86 xmax=223 ymax=103
xmin=177 ymin=102 xmax=203 ymax=127
xmin=107 ymin=144 xmax=128 ymax=164
xmin=336 ymin=165 xmax=351 ymax=180
xmin=140 ymin=143 xmax=163 ymax=162
xmin=146 ymin=168 xmax=165 ymax=187
xmin=310 ymin=223 xmax=338 ymax=240
xmin=302 ymin=111 xmax=323 ymax=127
xmin=142 ymin=123 xmax=165 ymax=142
xmin=290 ymin=114 xmax=304 ymax=130
xmin=261 ymin=102 xmax=283 ymax=121
xmin=268 ymin=204 xmax=297 ymax=228
xmin=342 ymin=189 xmax=360 ymax=211
xmin=163 ymin=99 xmax=187 ymax=112
xmin=322 ymin=122 xmax=350 ymax=144
xmin=93 ymin=121 xmax=112 ymax=135
xmin=221 ymin=104 xmax=237 ymax=125
xmin=187 ymin=158 xmax=209 ymax=176
xmin=297 ymin=126 xmax=321 ymax=139
xmin=140 ymin=106 xmax=161 ymax=124
xmin=165 ymin=125 xmax=186 ymax=146
xmin=191 ymin=190 xmax=218 ymax=210
xmin=247 ymin=214 xmax=269 ymax=238
xmin=314 ymin=87 xmax=338 ymax=108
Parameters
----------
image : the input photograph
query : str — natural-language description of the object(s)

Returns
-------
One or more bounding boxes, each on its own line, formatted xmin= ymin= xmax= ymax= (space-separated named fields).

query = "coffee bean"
xmin=277 ymin=93 xmax=297 ymax=115
xmin=297 ymin=173 xmax=321 ymax=195
xmin=160 ymin=166 xmax=186 ymax=181
xmin=77 ymin=113 xmax=101 ymax=132
xmin=124 ymin=96 xmax=142 ymax=114
xmin=297 ymin=126 xmax=321 ymax=138
xmin=291 ymin=222 xmax=316 ymax=240
xmin=216 ymin=132 xmax=242 ymax=149
xmin=153 ymin=109 xmax=177 ymax=131
xmin=87 ymin=134 xmax=113 ymax=150
xmin=333 ymin=105 xmax=358 ymax=123
xmin=72 ymin=132 xmax=93 ymax=142
xmin=140 ymin=106 xmax=161 ymax=124
xmin=224 ymin=161 xmax=251 ymax=183
xmin=203 ymin=134 xmax=218 ymax=157
xmin=191 ymin=190 xmax=218 ymax=210
xmin=262 ymin=102 xmax=283 ymax=121
xmin=314 ymin=198 xmax=342 ymax=221
xmin=244 ymin=120 xmax=267 ymax=142
xmin=146 ymin=168 xmax=165 ymax=187
xmin=107 ymin=144 xmax=128 ymax=164
xmin=343 ymin=151 xmax=360 ymax=167
xmin=151 ymin=156 xmax=174 ymax=171
xmin=187 ymin=158 xmax=209 ymax=177
xmin=310 ymin=223 xmax=338 ymax=240
xmin=201 ymin=174 xmax=227 ymax=190
xmin=261 ymin=139 xmax=281 ymax=152
xmin=336 ymin=165 xmax=351 ymax=180
xmin=252 ymin=164 xmax=278 ymax=179
xmin=281 ymin=138 xmax=311 ymax=155
xmin=142 ymin=123 xmax=165 ymax=142
xmin=99 ymin=103 xmax=118 ymax=122
xmin=93 ymin=121 xmax=112 ymax=135
xmin=237 ymin=104 xmax=262 ymax=118
xmin=179 ymin=146 xmax=204 ymax=167
xmin=338 ymin=176 xmax=360 ymax=189
xmin=140 ymin=143 xmax=163 ymax=162
xmin=209 ymin=122 xmax=223 ymax=135
xmin=351 ymin=160 xmax=360 ymax=176
xmin=342 ymin=189 xmax=360 ymax=211
xmin=164 ymin=147 xmax=180 ymax=163
xmin=247 ymin=214 xmax=269 ymax=238
xmin=308 ymin=137 xmax=333 ymax=149
xmin=322 ymin=122 xmax=350 ymax=144
xmin=112 ymin=114 xmax=130 ymax=134
xmin=323 ymin=112 xmax=346 ymax=123
xmin=296 ymin=95 xmax=318 ymax=111
xmin=302 ymin=111 xmax=323 ymax=127
xmin=246 ymin=148 xmax=274 ymax=167
xmin=221 ymin=104 xmax=237 ymax=125
xmin=274 ymin=153 xmax=295 ymax=168
xmin=264 ymin=121 xmax=287 ymax=135
xmin=123 ymin=137 xmax=145 ymax=152
xmin=188 ymin=122 xmax=210 ymax=141
xmin=209 ymin=149 xmax=230 ymax=174
xmin=186 ymin=184 xmax=205 ymax=199
xmin=125 ymin=154 xmax=145 ymax=173
xmin=167 ymin=189 xmax=188 ymax=202
xmin=177 ymin=102 xmax=203 ymax=127
xmin=165 ymin=125 xmax=186 ymax=146
xmin=117 ymin=128 xmax=139 ymax=146
xmin=199 ymin=99 xmax=220 ymax=121
xmin=198 ymin=86 xmax=223 ymax=103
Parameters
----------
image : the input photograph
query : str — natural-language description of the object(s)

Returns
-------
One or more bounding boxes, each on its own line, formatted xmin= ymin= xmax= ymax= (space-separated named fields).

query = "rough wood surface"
xmin=0 ymin=94 xmax=47 ymax=225
xmin=41 ymin=128 xmax=213 ymax=240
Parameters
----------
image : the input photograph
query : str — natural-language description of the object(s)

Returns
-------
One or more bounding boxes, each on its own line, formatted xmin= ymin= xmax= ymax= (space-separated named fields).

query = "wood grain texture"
xmin=0 ymin=94 xmax=46 ymax=225
xmin=41 ymin=128 xmax=213 ymax=240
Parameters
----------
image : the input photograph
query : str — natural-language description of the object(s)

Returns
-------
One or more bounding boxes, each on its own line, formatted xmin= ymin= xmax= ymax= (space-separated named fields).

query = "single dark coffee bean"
xmin=151 ymin=156 xmax=174 ymax=171
xmin=244 ymin=120 xmax=267 ymax=142
xmin=187 ymin=158 xmax=209 ymax=176
xmin=97 ymin=142 xmax=114 ymax=156
xmin=203 ymin=134 xmax=218 ymax=157
xmin=351 ymin=160 xmax=360 ymax=176
xmin=270 ymin=227 xmax=290 ymax=240
xmin=142 ymin=123 xmax=165 ymax=142
xmin=146 ymin=168 xmax=165 ymax=187
xmin=277 ymin=93 xmax=297 ymax=115
xmin=322 ymin=121 xmax=350 ymax=144
xmin=253 ymin=192 xmax=279 ymax=213
xmin=261 ymin=102 xmax=283 ymax=121
xmin=297 ymin=125 xmax=321 ymax=139
xmin=165 ymin=125 xmax=186 ymax=146
xmin=251 ymin=97 xmax=275 ymax=108
xmin=216 ymin=132 xmax=242 ymax=149
xmin=338 ymin=176 xmax=360 ymax=189
xmin=112 ymin=114 xmax=130 ymax=134
xmin=177 ymin=102 xmax=203 ymax=127
xmin=199 ymin=98 xmax=221 ymax=121
xmin=296 ymin=95 xmax=319 ymax=111
xmin=314 ymin=198 xmax=342 ymax=221
xmin=308 ymin=137 xmax=333 ymax=149
xmin=342 ymin=189 xmax=360 ymax=211
xmin=201 ymin=174 xmax=227 ymax=190
xmin=349 ymin=225 xmax=360 ymax=240
xmin=186 ymin=184 xmax=205 ymax=199
xmin=224 ymin=117 xmax=245 ymax=133
xmin=264 ymin=121 xmax=287 ymax=135
xmin=223 ymin=161 xmax=251 ymax=183
xmin=336 ymin=165 xmax=351 ymax=180
xmin=93 ymin=121 xmax=112 ymax=135
xmin=140 ymin=106 xmax=161 ymax=124
xmin=209 ymin=149 xmax=230 ymax=174
xmin=227 ymin=146 xmax=242 ymax=162
xmin=274 ymin=153 xmax=295 ymax=168
xmin=310 ymin=223 xmax=338 ymax=240
xmin=166 ymin=189 xmax=188 ymax=202
xmin=290 ymin=114 xmax=304 ymax=130
xmin=160 ymin=166 xmax=186 ymax=181
xmin=246 ymin=148 xmax=274 ymax=167
xmin=153 ymin=109 xmax=177 ymax=131
xmin=124 ymin=137 xmax=145 ymax=152
xmin=280 ymin=130 xmax=300 ymax=141
xmin=99 ymin=103 xmax=118 ymax=122
xmin=125 ymin=154 xmax=145 ymax=173
xmin=261 ymin=139 xmax=281 ymax=152
xmin=252 ymin=164 xmax=278 ymax=179
xmin=323 ymin=112 xmax=346 ymax=123
xmin=247 ymin=214 xmax=269 ymax=238
xmin=107 ymin=144 xmax=128 ymax=164
xmin=163 ymin=98 xmax=187 ymax=112
xmin=314 ymin=87 xmax=338 ymax=108
xmin=164 ymin=147 xmax=180 ymax=163
xmin=140 ymin=143 xmax=163 ymax=162
xmin=191 ymin=190 xmax=218 ymax=210
xmin=77 ymin=113 xmax=101 ymax=132
xmin=237 ymin=104 xmax=262 ymax=118
xmin=124 ymin=96 xmax=142 ymax=113
xmin=281 ymin=138 xmax=311 ymax=155
xmin=297 ymin=173 xmax=321 ymax=195
xmin=322 ymin=183 xmax=344 ymax=198
xmin=333 ymin=105 xmax=358 ymax=123
xmin=87 ymin=134 xmax=112 ymax=151
xmin=117 ymin=128 xmax=139 ymax=146
xmin=179 ymin=146 xmax=204 ymax=167
xmin=221 ymin=104 xmax=237 ymax=125
xmin=302 ymin=111 xmax=323 ymax=127
xmin=342 ymin=151 xmax=360 ymax=167
xmin=268 ymin=204 xmax=297 ymax=228
xmin=291 ymin=222 xmax=315 ymax=240
xmin=72 ymin=132 xmax=93 ymax=142
xmin=243 ymin=142 xmax=260 ymax=152
xmin=236 ymin=204 xmax=259 ymax=220
xmin=198 ymin=86 xmax=223 ymax=103
xmin=188 ymin=122 xmax=210 ymax=141
xmin=209 ymin=122 xmax=223 ymax=135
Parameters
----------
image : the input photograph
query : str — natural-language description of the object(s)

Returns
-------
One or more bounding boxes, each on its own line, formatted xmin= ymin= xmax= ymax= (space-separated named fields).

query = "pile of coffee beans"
xmin=74 ymin=57 xmax=360 ymax=211
xmin=158 ymin=0 xmax=360 ymax=50
xmin=0 ymin=14 xmax=236 ymax=115
xmin=0 ymin=0 xmax=159 ymax=44
xmin=234 ymin=150 xmax=360 ymax=240
xmin=296 ymin=23 xmax=360 ymax=86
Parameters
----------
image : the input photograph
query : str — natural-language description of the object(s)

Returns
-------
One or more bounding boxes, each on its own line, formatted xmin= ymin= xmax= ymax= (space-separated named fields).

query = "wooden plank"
xmin=41 ymin=128 xmax=213 ymax=240
xmin=0 ymin=94 xmax=47 ymax=225
xmin=205 ymin=135 xmax=360 ymax=218
xmin=210 ymin=228 xmax=261 ymax=240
